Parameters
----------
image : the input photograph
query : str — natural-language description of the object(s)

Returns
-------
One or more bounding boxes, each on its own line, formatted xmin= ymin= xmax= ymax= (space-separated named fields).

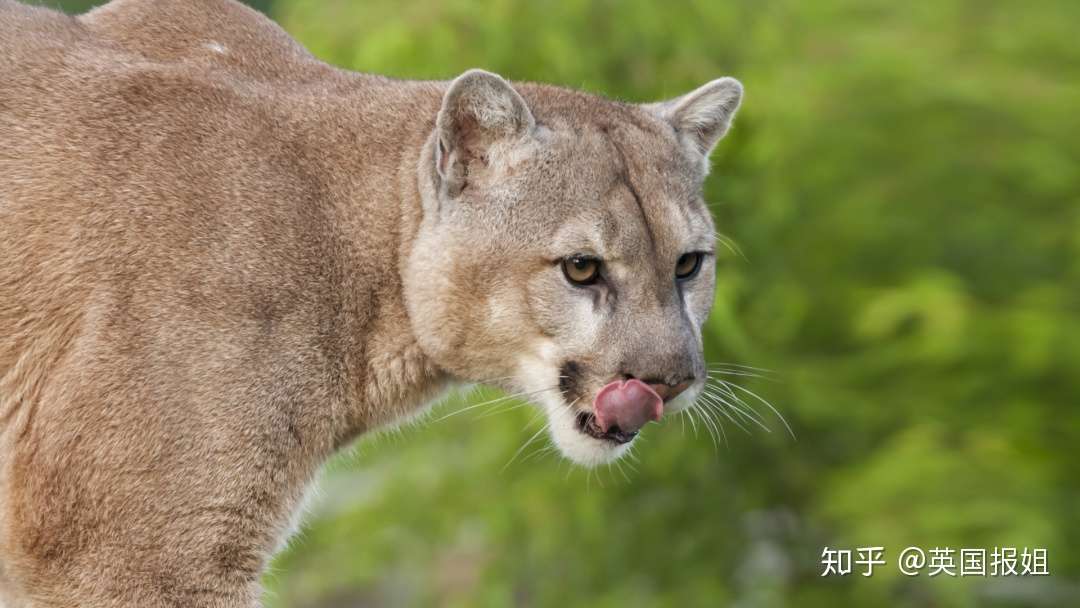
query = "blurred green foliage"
xmin=47 ymin=0 xmax=1080 ymax=606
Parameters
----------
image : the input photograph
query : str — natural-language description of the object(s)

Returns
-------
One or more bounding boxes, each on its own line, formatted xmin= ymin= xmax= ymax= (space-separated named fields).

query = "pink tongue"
xmin=592 ymin=379 xmax=664 ymax=434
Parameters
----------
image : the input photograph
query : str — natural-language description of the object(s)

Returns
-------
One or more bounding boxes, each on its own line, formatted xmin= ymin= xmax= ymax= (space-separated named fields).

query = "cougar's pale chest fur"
xmin=0 ymin=0 xmax=742 ymax=605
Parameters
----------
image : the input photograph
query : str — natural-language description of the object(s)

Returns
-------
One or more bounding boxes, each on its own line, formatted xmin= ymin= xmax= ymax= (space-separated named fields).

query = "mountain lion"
xmin=0 ymin=0 xmax=743 ymax=605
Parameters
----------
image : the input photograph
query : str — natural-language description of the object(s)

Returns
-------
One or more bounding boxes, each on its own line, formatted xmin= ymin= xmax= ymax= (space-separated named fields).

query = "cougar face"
xmin=405 ymin=70 xmax=742 ymax=466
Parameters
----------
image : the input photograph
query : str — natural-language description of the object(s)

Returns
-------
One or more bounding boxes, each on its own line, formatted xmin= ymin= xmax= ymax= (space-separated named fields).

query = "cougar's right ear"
xmin=434 ymin=69 xmax=535 ymax=198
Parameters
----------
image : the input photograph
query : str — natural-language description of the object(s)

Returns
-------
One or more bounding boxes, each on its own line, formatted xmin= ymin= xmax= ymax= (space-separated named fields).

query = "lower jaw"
xmin=575 ymin=412 xmax=638 ymax=444
xmin=540 ymin=400 xmax=634 ymax=466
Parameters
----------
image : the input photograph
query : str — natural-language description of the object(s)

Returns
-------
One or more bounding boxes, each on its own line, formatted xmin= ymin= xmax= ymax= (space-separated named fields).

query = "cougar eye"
xmin=562 ymin=255 xmax=601 ymax=286
xmin=675 ymin=252 xmax=703 ymax=280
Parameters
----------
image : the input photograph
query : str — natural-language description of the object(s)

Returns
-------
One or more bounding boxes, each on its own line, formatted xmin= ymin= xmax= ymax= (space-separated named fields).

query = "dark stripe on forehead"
xmin=601 ymin=125 xmax=658 ymax=259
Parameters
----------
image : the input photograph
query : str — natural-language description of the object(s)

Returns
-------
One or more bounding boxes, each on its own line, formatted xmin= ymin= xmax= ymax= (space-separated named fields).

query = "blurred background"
xmin=41 ymin=0 xmax=1080 ymax=606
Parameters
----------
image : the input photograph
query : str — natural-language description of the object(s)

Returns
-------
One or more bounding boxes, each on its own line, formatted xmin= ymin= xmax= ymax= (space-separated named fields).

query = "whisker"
xmin=713 ymin=232 xmax=747 ymax=261
xmin=691 ymin=403 xmax=720 ymax=450
xmin=707 ymin=370 xmax=773 ymax=382
xmin=703 ymin=386 xmax=771 ymax=432
xmin=432 ymin=394 xmax=516 ymax=422
xmin=684 ymin=406 xmax=701 ymax=437
xmin=698 ymin=404 xmax=729 ymax=450
xmin=520 ymin=443 xmax=558 ymax=466
xmin=721 ymin=397 xmax=771 ymax=433
xmin=706 ymin=382 xmax=768 ymax=427
xmin=472 ymin=398 xmax=534 ymax=420
xmin=510 ymin=395 xmax=580 ymax=470
xmin=503 ymin=423 xmax=550 ymax=471
xmin=432 ymin=386 xmax=557 ymax=423
xmin=718 ymin=379 xmax=796 ymax=440
xmin=698 ymin=395 xmax=753 ymax=435
xmin=614 ymin=460 xmax=628 ymax=484
xmin=707 ymin=362 xmax=778 ymax=374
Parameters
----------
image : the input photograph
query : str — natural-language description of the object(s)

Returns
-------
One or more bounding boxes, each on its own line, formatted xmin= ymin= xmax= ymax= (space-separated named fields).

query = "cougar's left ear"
xmin=434 ymin=69 xmax=535 ymax=198
xmin=645 ymin=77 xmax=743 ymax=162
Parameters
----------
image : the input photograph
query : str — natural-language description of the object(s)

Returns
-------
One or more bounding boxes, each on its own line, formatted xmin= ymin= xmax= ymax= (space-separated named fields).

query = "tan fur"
xmin=0 ymin=1 xmax=741 ymax=605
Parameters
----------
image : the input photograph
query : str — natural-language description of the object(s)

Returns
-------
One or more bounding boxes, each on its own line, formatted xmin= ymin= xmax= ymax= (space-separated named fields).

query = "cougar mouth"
xmin=575 ymin=411 xmax=638 ymax=445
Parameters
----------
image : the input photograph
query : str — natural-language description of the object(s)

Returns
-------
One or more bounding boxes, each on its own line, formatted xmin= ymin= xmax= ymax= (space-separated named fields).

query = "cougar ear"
xmin=434 ymin=69 xmax=535 ymax=197
xmin=646 ymin=77 xmax=743 ymax=161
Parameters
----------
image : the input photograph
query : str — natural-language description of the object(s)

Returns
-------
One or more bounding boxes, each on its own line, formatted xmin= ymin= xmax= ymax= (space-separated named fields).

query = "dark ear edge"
xmin=434 ymin=69 xmax=535 ymax=197
xmin=646 ymin=77 xmax=743 ymax=159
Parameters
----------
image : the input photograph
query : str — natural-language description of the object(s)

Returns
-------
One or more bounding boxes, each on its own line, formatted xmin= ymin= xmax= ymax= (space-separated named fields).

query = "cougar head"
xmin=405 ymin=69 xmax=742 ymax=466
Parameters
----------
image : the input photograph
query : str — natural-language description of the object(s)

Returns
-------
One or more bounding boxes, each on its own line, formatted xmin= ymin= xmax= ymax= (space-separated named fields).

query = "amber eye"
xmin=675 ymin=252 xmax=703 ymax=280
xmin=562 ymin=255 xmax=601 ymax=286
